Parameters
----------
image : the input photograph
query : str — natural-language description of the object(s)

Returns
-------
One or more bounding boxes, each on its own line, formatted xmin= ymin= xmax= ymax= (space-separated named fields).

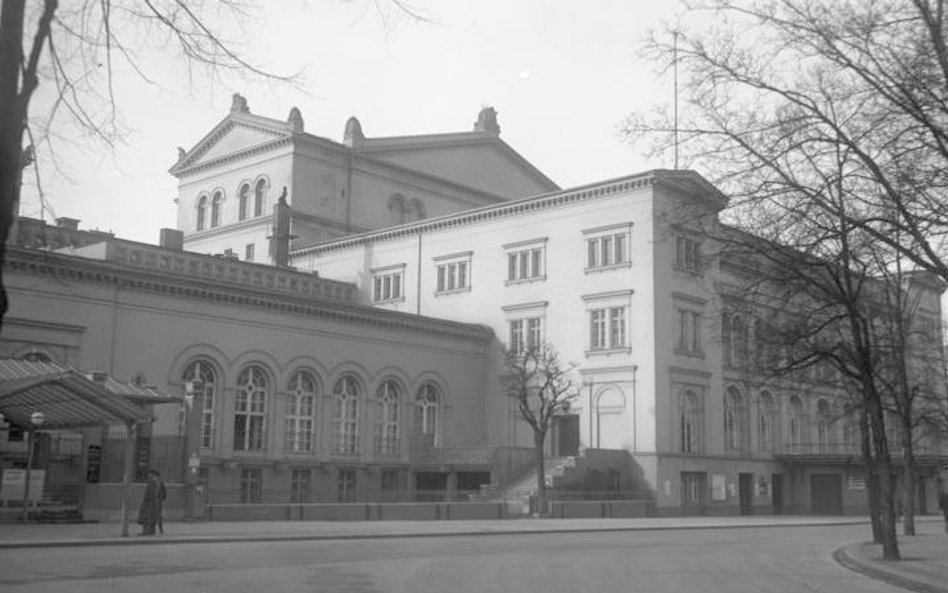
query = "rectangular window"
xmin=372 ymin=268 xmax=405 ymax=303
xmin=584 ymin=225 xmax=631 ymax=271
xmin=435 ymin=259 xmax=471 ymax=294
xmin=676 ymin=236 xmax=700 ymax=272
xmin=509 ymin=319 xmax=525 ymax=354
xmin=290 ymin=469 xmax=311 ymax=503
xmin=337 ymin=469 xmax=357 ymax=503
xmin=590 ymin=307 xmax=627 ymax=350
xmin=508 ymin=316 xmax=542 ymax=354
xmin=240 ymin=468 xmax=262 ymax=503
xmin=505 ymin=242 xmax=545 ymax=282
xmin=676 ymin=307 xmax=703 ymax=354
xmin=245 ymin=244 xmax=255 ymax=262
xmin=527 ymin=317 xmax=542 ymax=351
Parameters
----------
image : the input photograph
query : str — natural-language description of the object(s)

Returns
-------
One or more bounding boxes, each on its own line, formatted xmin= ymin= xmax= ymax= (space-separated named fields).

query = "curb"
xmin=832 ymin=542 xmax=948 ymax=593
xmin=0 ymin=518 xmax=869 ymax=550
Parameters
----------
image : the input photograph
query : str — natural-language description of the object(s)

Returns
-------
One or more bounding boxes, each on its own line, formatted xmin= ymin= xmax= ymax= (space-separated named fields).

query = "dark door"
xmin=738 ymin=473 xmax=754 ymax=515
xmin=771 ymin=473 xmax=784 ymax=514
xmin=681 ymin=472 xmax=707 ymax=515
xmin=553 ymin=414 xmax=580 ymax=457
xmin=811 ymin=473 xmax=843 ymax=514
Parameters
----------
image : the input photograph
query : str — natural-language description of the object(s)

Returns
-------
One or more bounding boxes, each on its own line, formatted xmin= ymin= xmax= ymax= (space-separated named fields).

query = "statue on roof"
xmin=230 ymin=93 xmax=250 ymax=114
xmin=474 ymin=106 xmax=500 ymax=134
xmin=344 ymin=116 xmax=365 ymax=146
xmin=177 ymin=146 xmax=186 ymax=161
xmin=288 ymin=107 xmax=304 ymax=133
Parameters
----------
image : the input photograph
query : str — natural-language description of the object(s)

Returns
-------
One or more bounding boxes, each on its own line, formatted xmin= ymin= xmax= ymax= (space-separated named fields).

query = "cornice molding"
xmin=6 ymin=248 xmax=494 ymax=344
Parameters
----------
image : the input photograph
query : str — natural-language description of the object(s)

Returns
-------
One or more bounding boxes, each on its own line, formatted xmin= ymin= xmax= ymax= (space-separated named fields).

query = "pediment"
xmin=172 ymin=117 xmax=290 ymax=174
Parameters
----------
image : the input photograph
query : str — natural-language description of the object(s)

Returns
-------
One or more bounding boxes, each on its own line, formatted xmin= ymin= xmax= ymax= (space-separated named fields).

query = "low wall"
xmin=207 ymin=501 xmax=508 ymax=522
xmin=549 ymin=499 xmax=650 ymax=519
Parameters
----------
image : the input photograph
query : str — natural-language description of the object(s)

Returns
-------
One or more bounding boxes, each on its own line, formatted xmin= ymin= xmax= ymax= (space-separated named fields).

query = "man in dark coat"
xmin=137 ymin=469 xmax=161 ymax=535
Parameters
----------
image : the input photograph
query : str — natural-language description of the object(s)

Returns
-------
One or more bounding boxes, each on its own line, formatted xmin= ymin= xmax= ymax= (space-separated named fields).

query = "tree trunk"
xmin=0 ymin=1 xmax=27 ymax=336
xmin=861 ymin=408 xmax=883 ymax=543
xmin=865 ymin=390 xmax=901 ymax=560
xmin=534 ymin=431 xmax=547 ymax=518
xmin=900 ymin=415 xmax=916 ymax=536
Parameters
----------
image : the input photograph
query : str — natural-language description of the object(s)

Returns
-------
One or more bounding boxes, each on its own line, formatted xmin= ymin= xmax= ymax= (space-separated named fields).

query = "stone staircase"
xmin=478 ymin=456 xmax=577 ymax=516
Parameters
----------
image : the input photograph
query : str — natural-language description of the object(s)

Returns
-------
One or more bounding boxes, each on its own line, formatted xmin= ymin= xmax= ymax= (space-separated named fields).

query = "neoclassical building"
xmin=2 ymin=99 xmax=945 ymax=518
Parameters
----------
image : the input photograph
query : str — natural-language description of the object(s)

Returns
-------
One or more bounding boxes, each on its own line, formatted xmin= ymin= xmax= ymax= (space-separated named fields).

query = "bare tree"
xmin=501 ymin=343 xmax=578 ymax=517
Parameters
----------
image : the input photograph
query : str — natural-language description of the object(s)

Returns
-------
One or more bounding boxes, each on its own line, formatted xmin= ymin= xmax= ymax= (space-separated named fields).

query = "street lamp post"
xmin=183 ymin=380 xmax=203 ymax=520
xmin=21 ymin=411 xmax=45 ymax=523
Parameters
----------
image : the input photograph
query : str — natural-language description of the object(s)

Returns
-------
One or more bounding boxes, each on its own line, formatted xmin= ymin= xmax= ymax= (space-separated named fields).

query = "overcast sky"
xmin=20 ymin=1 xmax=681 ymax=244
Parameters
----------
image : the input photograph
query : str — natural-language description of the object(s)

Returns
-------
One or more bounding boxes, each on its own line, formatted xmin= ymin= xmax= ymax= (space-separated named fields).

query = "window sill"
xmin=372 ymin=296 xmax=406 ymax=305
xmin=435 ymin=286 xmax=472 ymax=297
xmin=674 ymin=347 xmax=706 ymax=359
xmin=505 ymin=275 xmax=547 ymax=287
xmin=585 ymin=262 xmax=632 ymax=274
xmin=585 ymin=347 xmax=632 ymax=358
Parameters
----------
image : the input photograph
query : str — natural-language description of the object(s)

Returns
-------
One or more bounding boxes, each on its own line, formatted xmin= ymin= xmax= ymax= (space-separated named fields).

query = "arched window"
xmin=254 ymin=179 xmax=267 ymax=217
xmin=408 ymin=198 xmax=426 ymax=222
xmin=843 ymin=416 xmax=859 ymax=450
xmin=234 ymin=365 xmax=268 ymax=451
xmin=680 ymin=390 xmax=700 ymax=453
xmin=285 ymin=371 xmax=317 ymax=453
xmin=724 ymin=387 xmax=746 ymax=452
xmin=332 ymin=376 xmax=360 ymax=453
xmin=183 ymin=360 xmax=217 ymax=449
xmin=375 ymin=380 xmax=401 ymax=455
xmin=196 ymin=195 xmax=208 ymax=230
xmin=788 ymin=396 xmax=805 ymax=453
xmin=415 ymin=383 xmax=440 ymax=443
xmin=757 ymin=391 xmax=775 ymax=453
xmin=238 ymin=184 xmax=251 ymax=221
xmin=388 ymin=194 xmax=407 ymax=225
xmin=816 ymin=399 xmax=832 ymax=453
xmin=210 ymin=191 xmax=223 ymax=228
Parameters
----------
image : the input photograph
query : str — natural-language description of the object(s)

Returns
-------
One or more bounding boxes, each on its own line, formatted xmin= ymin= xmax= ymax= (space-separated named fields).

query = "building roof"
xmin=293 ymin=169 xmax=728 ymax=257
xmin=0 ymin=359 xmax=157 ymax=429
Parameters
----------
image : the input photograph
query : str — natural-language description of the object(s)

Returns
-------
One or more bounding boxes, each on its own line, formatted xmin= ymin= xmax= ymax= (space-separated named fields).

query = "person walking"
xmin=157 ymin=474 xmax=167 ymax=534
xmin=137 ymin=469 xmax=162 ymax=536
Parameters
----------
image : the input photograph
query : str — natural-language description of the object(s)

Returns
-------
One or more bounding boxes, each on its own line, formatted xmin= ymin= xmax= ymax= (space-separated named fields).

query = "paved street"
xmin=0 ymin=522 xmax=920 ymax=593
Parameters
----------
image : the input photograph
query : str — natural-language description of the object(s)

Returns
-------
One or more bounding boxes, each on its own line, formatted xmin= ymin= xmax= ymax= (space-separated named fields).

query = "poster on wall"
xmin=711 ymin=473 xmax=727 ymax=501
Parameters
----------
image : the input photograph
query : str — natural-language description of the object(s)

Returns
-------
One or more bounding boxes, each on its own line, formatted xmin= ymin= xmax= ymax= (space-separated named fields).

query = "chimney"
xmin=89 ymin=371 xmax=109 ymax=384
xmin=159 ymin=228 xmax=184 ymax=251
xmin=56 ymin=217 xmax=80 ymax=230
xmin=269 ymin=186 xmax=295 ymax=267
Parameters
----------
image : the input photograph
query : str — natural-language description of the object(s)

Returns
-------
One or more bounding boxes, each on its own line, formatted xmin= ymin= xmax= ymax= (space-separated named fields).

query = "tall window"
xmin=723 ymin=313 xmax=749 ymax=367
xmin=372 ymin=270 xmax=404 ymax=303
xmin=182 ymin=360 xmax=217 ymax=449
xmin=196 ymin=195 xmax=208 ymax=230
xmin=680 ymin=390 xmax=700 ymax=453
xmin=724 ymin=387 xmax=746 ymax=453
xmin=509 ymin=317 xmax=542 ymax=354
xmin=506 ymin=246 xmax=544 ymax=282
xmin=415 ymin=384 xmax=440 ymax=443
xmin=677 ymin=308 xmax=702 ymax=353
xmin=238 ymin=184 xmax=250 ymax=221
xmin=590 ymin=307 xmax=627 ymax=351
xmin=332 ymin=376 xmax=360 ymax=454
xmin=757 ymin=392 xmax=775 ymax=453
xmin=234 ymin=365 xmax=268 ymax=451
xmin=816 ymin=399 xmax=832 ymax=453
xmin=254 ymin=179 xmax=267 ymax=217
xmin=375 ymin=380 xmax=401 ymax=455
xmin=285 ymin=371 xmax=317 ymax=453
xmin=290 ymin=469 xmax=310 ymax=503
xmin=337 ymin=469 xmax=357 ymax=502
xmin=245 ymin=244 xmax=255 ymax=262
xmin=843 ymin=417 xmax=859 ymax=450
xmin=210 ymin=191 xmax=222 ymax=228
xmin=676 ymin=236 xmax=700 ymax=271
xmin=240 ymin=468 xmax=262 ymax=503
xmin=788 ymin=396 xmax=805 ymax=453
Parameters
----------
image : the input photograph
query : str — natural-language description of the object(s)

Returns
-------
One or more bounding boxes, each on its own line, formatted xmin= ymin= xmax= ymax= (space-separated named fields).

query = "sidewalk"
xmin=834 ymin=519 xmax=948 ymax=593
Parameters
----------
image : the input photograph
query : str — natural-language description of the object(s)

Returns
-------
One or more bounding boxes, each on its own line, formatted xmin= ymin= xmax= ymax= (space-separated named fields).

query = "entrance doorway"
xmin=681 ymin=472 xmax=707 ymax=515
xmin=771 ymin=473 xmax=783 ymax=514
xmin=552 ymin=414 xmax=580 ymax=457
xmin=810 ymin=473 xmax=843 ymax=514
xmin=738 ymin=473 xmax=754 ymax=515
